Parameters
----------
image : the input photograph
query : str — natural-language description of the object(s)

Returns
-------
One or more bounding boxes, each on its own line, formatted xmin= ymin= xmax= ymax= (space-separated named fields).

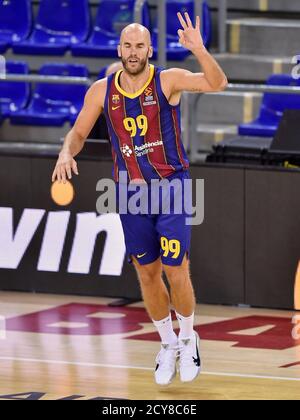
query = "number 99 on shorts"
xmin=161 ymin=237 xmax=181 ymax=259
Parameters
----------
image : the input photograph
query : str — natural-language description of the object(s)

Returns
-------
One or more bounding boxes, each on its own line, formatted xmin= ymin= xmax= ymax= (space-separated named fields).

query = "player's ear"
xmin=148 ymin=46 xmax=153 ymax=59
xmin=117 ymin=45 xmax=121 ymax=58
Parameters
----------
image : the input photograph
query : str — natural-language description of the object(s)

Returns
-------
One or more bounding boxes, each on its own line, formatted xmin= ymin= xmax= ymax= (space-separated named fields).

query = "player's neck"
xmin=120 ymin=65 xmax=151 ymax=94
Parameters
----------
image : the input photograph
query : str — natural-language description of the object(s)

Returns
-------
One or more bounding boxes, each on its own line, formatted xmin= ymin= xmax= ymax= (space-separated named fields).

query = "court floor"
xmin=0 ymin=291 xmax=299 ymax=400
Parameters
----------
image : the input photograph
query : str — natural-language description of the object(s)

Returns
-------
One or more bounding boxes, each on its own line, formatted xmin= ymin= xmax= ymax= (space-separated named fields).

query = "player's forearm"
xmin=193 ymin=47 xmax=228 ymax=90
xmin=60 ymin=128 xmax=86 ymax=158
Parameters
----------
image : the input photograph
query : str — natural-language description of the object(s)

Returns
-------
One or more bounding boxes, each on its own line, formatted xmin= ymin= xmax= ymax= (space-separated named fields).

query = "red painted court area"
xmin=0 ymin=292 xmax=299 ymax=400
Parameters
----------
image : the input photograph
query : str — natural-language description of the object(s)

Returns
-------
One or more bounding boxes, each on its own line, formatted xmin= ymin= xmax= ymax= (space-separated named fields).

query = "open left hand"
xmin=177 ymin=12 xmax=204 ymax=53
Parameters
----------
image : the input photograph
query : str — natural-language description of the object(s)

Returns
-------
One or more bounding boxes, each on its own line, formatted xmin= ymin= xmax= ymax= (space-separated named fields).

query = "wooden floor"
xmin=0 ymin=291 xmax=299 ymax=400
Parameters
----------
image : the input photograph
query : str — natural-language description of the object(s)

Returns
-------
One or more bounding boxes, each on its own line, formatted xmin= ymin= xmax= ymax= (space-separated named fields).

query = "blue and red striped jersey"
xmin=103 ymin=64 xmax=190 ymax=183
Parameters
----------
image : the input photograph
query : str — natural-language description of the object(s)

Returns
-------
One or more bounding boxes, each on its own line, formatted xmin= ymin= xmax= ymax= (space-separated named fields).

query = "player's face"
xmin=119 ymin=38 xmax=152 ymax=76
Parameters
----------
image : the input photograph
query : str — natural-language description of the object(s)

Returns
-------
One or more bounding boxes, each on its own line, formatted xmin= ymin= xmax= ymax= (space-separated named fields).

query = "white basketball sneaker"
xmin=178 ymin=331 xmax=201 ymax=383
xmin=154 ymin=342 xmax=179 ymax=386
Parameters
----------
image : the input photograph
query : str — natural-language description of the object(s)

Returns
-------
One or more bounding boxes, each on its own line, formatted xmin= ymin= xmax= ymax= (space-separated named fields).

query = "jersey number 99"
xmin=123 ymin=115 xmax=148 ymax=137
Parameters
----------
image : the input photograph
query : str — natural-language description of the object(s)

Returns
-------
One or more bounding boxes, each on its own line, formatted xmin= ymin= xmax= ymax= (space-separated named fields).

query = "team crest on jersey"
xmin=143 ymin=86 xmax=156 ymax=106
xmin=144 ymin=87 xmax=153 ymax=97
xmin=112 ymin=94 xmax=120 ymax=105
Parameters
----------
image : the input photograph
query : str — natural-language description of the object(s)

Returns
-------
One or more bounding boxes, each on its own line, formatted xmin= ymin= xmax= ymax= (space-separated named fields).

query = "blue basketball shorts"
xmin=115 ymin=169 xmax=192 ymax=267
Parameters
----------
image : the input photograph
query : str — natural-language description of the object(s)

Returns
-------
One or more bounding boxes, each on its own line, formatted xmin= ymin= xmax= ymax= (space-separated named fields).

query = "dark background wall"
xmin=245 ymin=169 xmax=300 ymax=309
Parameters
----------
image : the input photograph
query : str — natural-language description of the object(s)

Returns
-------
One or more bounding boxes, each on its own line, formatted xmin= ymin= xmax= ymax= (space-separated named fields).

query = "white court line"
xmin=0 ymin=356 xmax=300 ymax=383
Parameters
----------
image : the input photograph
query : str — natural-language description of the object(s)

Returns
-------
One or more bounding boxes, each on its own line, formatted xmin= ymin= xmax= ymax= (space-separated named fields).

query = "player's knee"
xmin=163 ymin=267 xmax=182 ymax=286
xmin=132 ymin=258 xmax=162 ymax=286
xmin=139 ymin=270 xmax=162 ymax=287
xmin=163 ymin=259 xmax=189 ymax=285
xmin=138 ymin=272 xmax=159 ymax=287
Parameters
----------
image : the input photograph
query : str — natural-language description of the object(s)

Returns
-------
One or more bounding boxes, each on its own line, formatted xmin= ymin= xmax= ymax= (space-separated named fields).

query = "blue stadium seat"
xmin=0 ymin=42 xmax=8 ymax=54
xmin=69 ymin=66 xmax=108 ymax=125
xmin=12 ymin=0 xmax=90 ymax=56
xmin=0 ymin=0 xmax=32 ymax=53
xmin=98 ymin=66 xmax=108 ymax=80
xmin=0 ymin=61 xmax=30 ymax=119
xmin=71 ymin=0 xmax=150 ymax=58
xmin=239 ymin=75 xmax=300 ymax=137
xmin=10 ymin=63 xmax=88 ymax=127
xmin=152 ymin=0 xmax=212 ymax=61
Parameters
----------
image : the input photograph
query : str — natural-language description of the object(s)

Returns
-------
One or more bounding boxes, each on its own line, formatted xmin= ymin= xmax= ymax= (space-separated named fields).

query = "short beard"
xmin=121 ymin=54 xmax=149 ymax=76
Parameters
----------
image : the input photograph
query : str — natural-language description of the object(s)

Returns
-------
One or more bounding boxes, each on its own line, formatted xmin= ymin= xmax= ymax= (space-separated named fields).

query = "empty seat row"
xmin=0 ymin=62 xmax=30 ymax=119
xmin=0 ymin=0 xmax=211 ymax=61
xmin=2 ymin=63 xmax=300 ymax=134
xmin=0 ymin=61 xmax=90 ymax=126
xmin=238 ymin=75 xmax=300 ymax=137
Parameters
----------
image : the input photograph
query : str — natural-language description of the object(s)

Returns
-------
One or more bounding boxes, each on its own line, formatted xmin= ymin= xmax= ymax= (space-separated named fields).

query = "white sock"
xmin=175 ymin=311 xmax=195 ymax=340
xmin=152 ymin=313 xmax=178 ymax=345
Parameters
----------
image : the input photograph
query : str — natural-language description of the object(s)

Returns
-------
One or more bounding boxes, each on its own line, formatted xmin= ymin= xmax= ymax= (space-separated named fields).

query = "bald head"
xmin=118 ymin=23 xmax=153 ymax=76
xmin=120 ymin=23 xmax=151 ymax=46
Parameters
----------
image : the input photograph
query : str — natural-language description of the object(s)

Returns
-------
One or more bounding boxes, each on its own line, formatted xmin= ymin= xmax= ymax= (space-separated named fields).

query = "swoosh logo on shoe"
xmin=193 ymin=341 xmax=201 ymax=367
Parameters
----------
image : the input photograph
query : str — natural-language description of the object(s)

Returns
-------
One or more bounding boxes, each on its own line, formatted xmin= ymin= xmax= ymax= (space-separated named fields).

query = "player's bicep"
xmin=73 ymin=82 xmax=104 ymax=139
xmin=73 ymin=103 xmax=102 ymax=139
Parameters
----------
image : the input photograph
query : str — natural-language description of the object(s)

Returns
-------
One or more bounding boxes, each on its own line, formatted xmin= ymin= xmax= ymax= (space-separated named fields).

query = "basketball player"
xmin=52 ymin=12 xmax=227 ymax=386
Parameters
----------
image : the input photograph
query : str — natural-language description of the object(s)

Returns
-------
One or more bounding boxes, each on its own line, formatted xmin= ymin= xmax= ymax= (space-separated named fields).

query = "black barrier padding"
xmin=207 ymin=136 xmax=273 ymax=165
xmin=0 ymin=157 xmax=34 ymax=291
xmin=245 ymin=169 xmax=300 ymax=309
xmin=30 ymin=158 xmax=140 ymax=299
xmin=190 ymin=166 xmax=245 ymax=305
xmin=271 ymin=109 xmax=300 ymax=153
xmin=0 ymin=157 xmax=140 ymax=299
